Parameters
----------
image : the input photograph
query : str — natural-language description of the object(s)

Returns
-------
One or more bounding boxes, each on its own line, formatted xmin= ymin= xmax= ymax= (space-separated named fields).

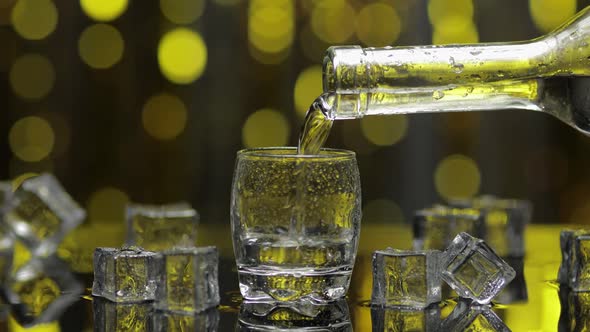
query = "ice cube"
xmin=92 ymin=247 xmax=161 ymax=303
xmin=0 ymin=181 xmax=12 ymax=212
xmin=153 ymin=308 xmax=219 ymax=332
xmin=567 ymin=233 xmax=590 ymax=292
xmin=371 ymin=249 xmax=442 ymax=308
xmin=155 ymin=246 xmax=219 ymax=313
xmin=238 ymin=299 xmax=351 ymax=331
xmin=558 ymin=229 xmax=590 ymax=289
xmin=559 ymin=288 xmax=590 ymax=331
xmin=440 ymin=299 xmax=510 ymax=332
xmin=495 ymin=256 xmax=527 ymax=304
xmin=125 ymin=202 xmax=198 ymax=251
xmin=93 ymin=296 xmax=154 ymax=332
xmin=441 ymin=232 xmax=515 ymax=304
xmin=450 ymin=195 xmax=531 ymax=257
xmin=3 ymin=174 xmax=85 ymax=256
xmin=3 ymin=256 xmax=83 ymax=327
xmin=413 ymin=205 xmax=484 ymax=250
xmin=371 ymin=304 xmax=440 ymax=332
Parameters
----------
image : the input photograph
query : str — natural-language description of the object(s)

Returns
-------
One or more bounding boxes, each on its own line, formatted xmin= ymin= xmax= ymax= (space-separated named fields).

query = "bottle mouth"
xmin=322 ymin=45 xmax=364 ymax=93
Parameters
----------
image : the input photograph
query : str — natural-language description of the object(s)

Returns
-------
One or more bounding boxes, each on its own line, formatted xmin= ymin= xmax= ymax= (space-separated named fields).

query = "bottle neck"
xmin=322 ymin=79 xmax=544 ymax=120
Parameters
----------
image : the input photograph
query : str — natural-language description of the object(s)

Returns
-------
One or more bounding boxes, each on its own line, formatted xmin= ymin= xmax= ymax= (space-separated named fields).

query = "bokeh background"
xmin=1 ymin=0 xmax=590 ymax=237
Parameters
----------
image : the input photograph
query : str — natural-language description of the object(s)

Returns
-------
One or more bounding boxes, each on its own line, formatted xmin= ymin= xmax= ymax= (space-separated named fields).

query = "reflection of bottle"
xmin=321 ymin=6 xmax=590 ymax=135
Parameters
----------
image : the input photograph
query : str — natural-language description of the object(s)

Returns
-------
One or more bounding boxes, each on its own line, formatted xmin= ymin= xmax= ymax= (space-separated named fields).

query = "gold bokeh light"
xmin=427 ymin=0 xmax=474 ymax=26
xmin=142 ymin=93 xmax=188 ymax=140
xmin=9 ymin=116 xmax=55 ymax=162
xmin=356 ymin=3 xmax=402 ymax=47
xmin=10 ymin=54 xmax=55 ymax=100
xmin=294 ymin=66 xmax=322 ymax=117
xmin=160 ymin=0 xmax=205 ymax=24
xmin=311 ymin=0 xmax=356 ymax=44
xmin=529 ymin=0 xmax=576 ymax=33
xmin=432 ymin=17 xmax=479 ymax=44
xmin=78 ymin=24 xmax=124 ymax=69
xmin=248 ymin=0 xmax=294 ymax=64
xmin=158 ymin=28 xmax=207 ymax=84
xmin=242 ymin=108 xmax=290 ymax=148
xmin=80 ymin=0 xmax=128 ymax=22
xmin=87 ymin=187 xmax=129 ymax=223
xmin=434 ymin=154 xmax=481 ymax=200
xmin=11 ymin=0 xmax=58 ymax=40
xmin=363 ymin=199 xmax=404 ymax=223
xmin=360 ymin=115 xmax=408 ymax=147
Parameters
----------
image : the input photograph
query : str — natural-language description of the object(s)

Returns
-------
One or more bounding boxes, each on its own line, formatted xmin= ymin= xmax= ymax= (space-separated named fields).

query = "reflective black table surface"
xmin=0 ymin=224 xmax=576 ymax=331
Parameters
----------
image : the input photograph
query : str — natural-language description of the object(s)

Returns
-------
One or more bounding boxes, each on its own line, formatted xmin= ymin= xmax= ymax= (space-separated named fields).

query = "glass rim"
xmin=237 ymin=147 xmax=356 ymax=160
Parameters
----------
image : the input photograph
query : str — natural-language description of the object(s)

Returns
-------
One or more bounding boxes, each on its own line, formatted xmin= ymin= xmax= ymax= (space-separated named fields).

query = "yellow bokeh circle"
xmin=87 ymin=187 xmax=129 ymax=223
xmin=356 ymin=3 xmax=402 ymax=47
xmin=294 ymin=66 xmax=322 ymax=117
xmin=9 ymin=54 xmax=55 ymax=100
xmin=11 ymin=0 xmax=58 ymax=40
xmin=248 ymin=5 xmax=294 ymax=54
xmin=428 ymin=0 xmax=474 ymax=26
xmin=160 ymin=0 xmax=205 ymax=24
xmin=432 ymin=17 xmax=479 ymax=44
xmin=80 ymin=0 xmax=128 ymax=22
xmin=360 ymin=115 xmax=408 ymax=146
xmin=158 ymin=28 xmax=207 ymax=84
xmin=78 ymin=24 xmax=124 ymax=69
xmin=9 ymin=116 xmax=55 ymax=162
xmin=311 ymin=0 xmax=356 ymax=43
xmin=434 ymin=154 xmax=481 ymax=200
xmin=529 ymin=0 xmax=576 ymax=33
xmin=362 ymin=199 xmax=404 ymax=223
xmin=142 ymin=93 xmax=188 ymax=140
xmin=242 ymin=109 xmax=290 ymax=148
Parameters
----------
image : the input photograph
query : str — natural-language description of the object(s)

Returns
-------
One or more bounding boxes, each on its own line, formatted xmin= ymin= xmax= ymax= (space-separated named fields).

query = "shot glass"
xmin=231 ymin=148 xmax=361 ymax=305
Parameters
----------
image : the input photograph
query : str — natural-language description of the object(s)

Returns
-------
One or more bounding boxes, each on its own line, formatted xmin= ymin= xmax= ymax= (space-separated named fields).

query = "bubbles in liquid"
xmin=432 ymin=90 xmax=445 ymax=100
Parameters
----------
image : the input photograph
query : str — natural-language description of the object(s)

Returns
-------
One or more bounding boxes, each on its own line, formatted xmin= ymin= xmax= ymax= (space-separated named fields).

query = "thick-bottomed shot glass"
xmin=231 ymin=148 xmax=361 ymax=305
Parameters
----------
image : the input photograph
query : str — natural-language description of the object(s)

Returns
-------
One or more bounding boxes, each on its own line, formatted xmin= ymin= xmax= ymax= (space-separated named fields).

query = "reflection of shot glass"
xmin=231 ymin=148 xmax=361 ymax=305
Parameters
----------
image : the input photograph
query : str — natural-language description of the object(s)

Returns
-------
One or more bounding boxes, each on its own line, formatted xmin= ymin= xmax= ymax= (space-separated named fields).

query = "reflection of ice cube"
xmin=238 ymin=299 xmax=351 ymax=331
xmin=371 ymin=304 xmax=440 ymax=331
xmin=155 ymin=246 xmax=219 ymax=313
xmin=441 ymin=299 xmax=510 ymax=332
xmin=93 ymin=296 xmax=153 ymax=332
xmin=92 ymin=247 xmax=161 ymax=303
xmin=126 ymin=202 xmax=198 ymax=251
xmin=153 ymin=308 xmax=219 ymax=332
xmin=371 ymin=249 xmax=442 ymax=308
xmin=3 ymin=256 xmax=83 ymax=327
xmin=3 ymin=174 xmax=85 ymax=256
xmin=413 ymin=205 xmax=484 ymax=251
xmin=450 ymin=196 xmax=531 ymax=257
xmin=442 ymin=233 xmax=515 ymax=304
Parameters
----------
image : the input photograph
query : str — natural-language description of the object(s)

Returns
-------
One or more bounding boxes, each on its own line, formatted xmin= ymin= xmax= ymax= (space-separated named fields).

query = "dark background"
xmin=1 ymin=0 xmax=589 ymax=230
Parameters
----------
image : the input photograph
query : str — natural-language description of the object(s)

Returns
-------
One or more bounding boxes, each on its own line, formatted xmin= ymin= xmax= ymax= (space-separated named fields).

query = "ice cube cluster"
xmin=0 ymin=174 xmax=85 ymax=327
xmin=372 ymin=232 xmax=515 ymax=309
xmin=92 ymin=202 xmax=220 ymax=330
xmin=414 ymin=196 xmax=531 ymax=257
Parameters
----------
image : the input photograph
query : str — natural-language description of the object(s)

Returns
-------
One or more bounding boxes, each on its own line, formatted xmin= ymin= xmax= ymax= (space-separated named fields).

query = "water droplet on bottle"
xmin=433 ymin=90 xmax=445 ymax=100
xmin=497 ymin=71 xmax=506 ymax=78
xmin=452 ymin=63 xmax=464 ymax=74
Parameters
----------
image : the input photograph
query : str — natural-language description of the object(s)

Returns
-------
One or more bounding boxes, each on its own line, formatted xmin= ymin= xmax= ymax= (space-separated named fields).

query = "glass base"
xmin=238 ymin=266 xmax=352 ymax=305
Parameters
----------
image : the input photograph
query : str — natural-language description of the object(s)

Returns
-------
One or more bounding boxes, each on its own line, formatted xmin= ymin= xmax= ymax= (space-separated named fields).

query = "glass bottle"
xmin=320 ymin=5 xmax=590 ymax=135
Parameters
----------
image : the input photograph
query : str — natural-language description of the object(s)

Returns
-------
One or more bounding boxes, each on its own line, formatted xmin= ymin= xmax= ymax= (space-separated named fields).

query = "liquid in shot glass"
xmin=230 ymin=147 xmax=361 ymax=305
